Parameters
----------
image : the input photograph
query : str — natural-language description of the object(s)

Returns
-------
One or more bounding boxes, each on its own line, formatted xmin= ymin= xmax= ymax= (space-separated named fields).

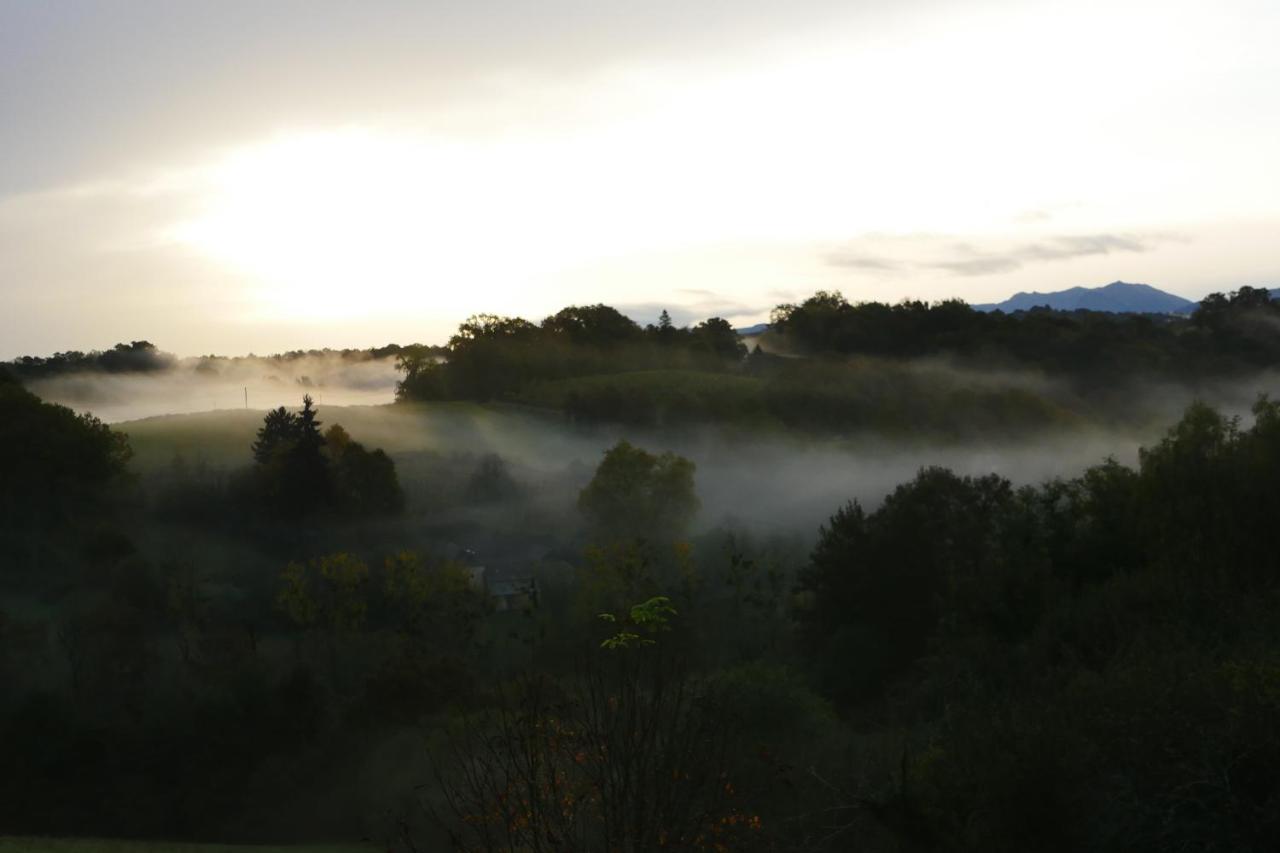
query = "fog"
xmin=57 ymin=356 xmax=1280 ymax=538
xmin=119 ymin=400 xmax=1148 ymax=545
xmin=28 ymin=353 xmax=401 ymax=422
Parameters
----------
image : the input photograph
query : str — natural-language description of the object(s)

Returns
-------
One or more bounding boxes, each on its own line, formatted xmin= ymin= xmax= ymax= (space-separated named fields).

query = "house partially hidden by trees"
xmin=460 ymin=554 xmax=540 ymax=612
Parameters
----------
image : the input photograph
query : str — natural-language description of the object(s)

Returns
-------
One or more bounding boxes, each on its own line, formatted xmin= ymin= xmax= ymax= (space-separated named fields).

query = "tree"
xmin=249 ymin=396 xmax=332 ymax=517
xmin=541 ymin=304 xmax=642 ymax=347
xmin=424 ymin=618 xmax=755 ymax=853
xmin=251 ymin=406 xmax=298 ymax=464
xmin=578 ymin=440 xmax=700 ymax=542
xmin=325 ymin=423 xmax=404 ymax=515
xmin=355 ymin=552 xmax=490 ymax=727
xmin=96 ymin=340 xmax=174 ymax=373
xmin=465 ymin=453 xmax=519 ymax=503
xmin=651 ymin=308 xmax=681 ymax=346
xmin=769 ymin=290 xmax=850 ymax=352
xmin=295 ymin=394 xmax=324 ymax=451
xmin=796 ymin=467 xmax=1035 ymax=701
xmin=277 ymin=552 xmax=369 ymax=683
xmin=250 ymin=401 xmax=402 ymax=519
xmin=445 ymin=314 xmax=542 ymax=400
xmin=0 ymin=376 xmax=131 ymax=526
xmin=394 ymin=344 xmax=446 ymax=400
xmin=691 ymin=316 xmax=747 ymax=362
xmin=381 ymin=550 xmax=489 ymax=653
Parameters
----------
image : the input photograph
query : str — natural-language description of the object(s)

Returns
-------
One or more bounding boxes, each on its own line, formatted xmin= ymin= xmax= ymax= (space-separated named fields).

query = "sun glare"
xmin=168 ymin=130 xmax=505 ymax=321
xmin=165 ymin=124 xmax=731 ymax=324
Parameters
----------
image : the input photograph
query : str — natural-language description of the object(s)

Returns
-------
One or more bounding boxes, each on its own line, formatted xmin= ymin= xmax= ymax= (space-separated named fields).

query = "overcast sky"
xmin=2 ymin=0 xmax=1278 ymax=357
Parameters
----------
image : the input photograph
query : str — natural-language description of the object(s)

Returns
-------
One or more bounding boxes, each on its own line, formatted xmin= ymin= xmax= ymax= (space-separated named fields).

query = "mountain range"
xmin=972 ymin=281 xmax=1197 ymax=314
xmin=734 ymin=282 xmax=1280 ymax=335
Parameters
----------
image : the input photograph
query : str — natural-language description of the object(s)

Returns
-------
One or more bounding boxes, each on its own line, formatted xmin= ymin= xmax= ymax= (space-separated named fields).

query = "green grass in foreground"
xmin=0 ymin=840 xmax=375 ymax=853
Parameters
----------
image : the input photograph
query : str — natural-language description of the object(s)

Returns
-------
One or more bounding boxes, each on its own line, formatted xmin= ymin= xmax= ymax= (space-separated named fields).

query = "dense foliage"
xmin=0 ymin=368 xmax=132 ymax=527
xmin=394 ymin=305 xmax=746 ymax=403
xmin=794 ymin=397 xmax=1280 ymax=850
xmin=771 ymin=285 xmax=1280 ymax=377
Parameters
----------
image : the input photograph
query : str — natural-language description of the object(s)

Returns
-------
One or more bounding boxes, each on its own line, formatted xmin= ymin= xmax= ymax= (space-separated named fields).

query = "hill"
xmin=973 ymin=281 xmax=1195 ymax=314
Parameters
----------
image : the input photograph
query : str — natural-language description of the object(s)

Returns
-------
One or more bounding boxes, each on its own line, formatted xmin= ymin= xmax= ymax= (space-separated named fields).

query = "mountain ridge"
xmin=973 ymin=281 xmax=1196 ymax=314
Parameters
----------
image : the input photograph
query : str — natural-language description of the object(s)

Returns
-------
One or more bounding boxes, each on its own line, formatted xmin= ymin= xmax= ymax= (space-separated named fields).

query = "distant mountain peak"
xmin=974 ymin=281 xmax=1195 ymax=314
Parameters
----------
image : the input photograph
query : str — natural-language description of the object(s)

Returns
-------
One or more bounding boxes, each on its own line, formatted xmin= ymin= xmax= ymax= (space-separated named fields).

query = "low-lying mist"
xmin=55 ymin=355 xmax=1280 ymax=538
xmin=29 ymin=353 xmax=401 ymax=422
xmin=122 ymin=401 xmax=1144 ymax=543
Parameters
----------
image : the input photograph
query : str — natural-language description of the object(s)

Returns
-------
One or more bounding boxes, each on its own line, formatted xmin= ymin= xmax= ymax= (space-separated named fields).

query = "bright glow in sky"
xmin=2 ymin=0 xmax=1279 ymax=356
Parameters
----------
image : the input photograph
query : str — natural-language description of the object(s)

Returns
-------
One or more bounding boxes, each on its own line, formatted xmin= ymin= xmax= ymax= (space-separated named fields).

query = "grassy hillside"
xmin=516 ymin=369 xmax=779 ymax=428
xmin=117 ymin=401 xmax=573 ymax=473
xmin=515 ymin=364 xmax=1085 ymax=438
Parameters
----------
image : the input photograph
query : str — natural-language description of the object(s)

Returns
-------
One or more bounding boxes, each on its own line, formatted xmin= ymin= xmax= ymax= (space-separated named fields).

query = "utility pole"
xmin=244 ymin=387 xmax=248 ymax=409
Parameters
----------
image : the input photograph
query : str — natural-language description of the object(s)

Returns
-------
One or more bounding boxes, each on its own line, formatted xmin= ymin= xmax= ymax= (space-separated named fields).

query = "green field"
xmin=116 ymin=400 xmax=568 ymax=472
xmin=0 ymin=840 xmax=374 ymax=853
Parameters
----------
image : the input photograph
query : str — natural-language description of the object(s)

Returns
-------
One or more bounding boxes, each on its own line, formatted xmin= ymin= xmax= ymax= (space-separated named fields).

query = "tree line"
xmin=771 ymin=285 xmax=1280 ymax=377
xmin=4 ymin=340 xmax=438 ymax=382
xmin=5 ymin=340 xmax=175 ymax=380
xmin=394 ymin=305 xmax=746 ymax=402
xmin=392 ymin=290 xmax=1280 ymax=437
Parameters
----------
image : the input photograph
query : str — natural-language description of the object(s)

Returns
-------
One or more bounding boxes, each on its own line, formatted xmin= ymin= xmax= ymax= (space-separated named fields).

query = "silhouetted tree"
xmin=541 ymin=304 xmax=643 ymax=347
xmin=0 ymin=376 xmax=131 ymax=527
xmin=394 ymin=344 xmax=447 ymax=400
xmin=691 ymin=316 xmax=748 ymax=361
xmin=251 ymin=406 xmax=299 ymax=464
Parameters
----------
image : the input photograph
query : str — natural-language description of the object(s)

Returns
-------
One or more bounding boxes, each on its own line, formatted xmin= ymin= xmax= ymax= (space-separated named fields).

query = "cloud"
xmin=1022 ymin=233 xmax=1148 ymax=261
xmin=930 ymin=233 xmax=1154 ymax=276
xmin=826 ymin=232 xmax=1177 ymax=278
xmin=822 ymin=252 xmax=904 ymax=272
xmin=930 ymin=256 xmax=1024 ymax=276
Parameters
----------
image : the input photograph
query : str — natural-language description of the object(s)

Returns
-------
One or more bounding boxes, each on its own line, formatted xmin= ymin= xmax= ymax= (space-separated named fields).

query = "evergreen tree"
xmin=251 ymin=406 xmax=299 ymax=464
xmin=285 ymin=395 xmax=332 ymax=515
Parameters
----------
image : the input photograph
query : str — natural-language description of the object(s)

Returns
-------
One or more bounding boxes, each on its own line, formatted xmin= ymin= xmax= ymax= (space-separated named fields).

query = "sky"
xmin=2 ymin=0 xmax=1279 ymax=358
